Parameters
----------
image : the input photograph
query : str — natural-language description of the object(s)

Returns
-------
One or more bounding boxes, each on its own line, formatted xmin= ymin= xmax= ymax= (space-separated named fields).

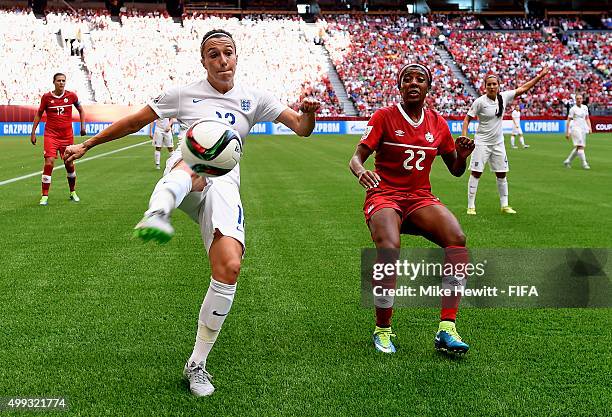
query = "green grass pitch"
xmin=0 ymin=133 xmax=610 ymax=416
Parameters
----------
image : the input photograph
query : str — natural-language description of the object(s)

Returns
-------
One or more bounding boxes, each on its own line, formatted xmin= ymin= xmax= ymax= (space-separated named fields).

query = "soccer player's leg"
xmin=366 ymin=202 xmax=402 ymax=353
xmin=574 ymin=133 xmax=589 ymax=169
xmin=152 ymin=131 xmax=162 ymax=169
xmin=467 ymin=144 xmax=487 ymax=215
xmin=40 ymin=138 xmax=59 ymax=205
xmin=490 ymin=144 xmax=514 ymax=214
xmin=184 ymin=181 xmax=243 ymax=397
xmin=407 ymin=204 xmax=470 ymax=354
xmin=134 ymin=158 xmax=203 ymax=243
xmin=60 ymin=146 xmax=79 ymax=202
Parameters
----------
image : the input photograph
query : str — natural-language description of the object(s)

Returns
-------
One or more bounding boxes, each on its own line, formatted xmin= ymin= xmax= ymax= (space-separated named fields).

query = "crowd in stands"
xmin=0 ymin=9 xmax=343 ymax=115
xmin=446 ymin=31 xmax=610 ymax=116
xmin=321 ymin=14 xmax=473 ymax=116
xmin=496 ymin=16 xmax=588 ymax=30
xmin=0 ymin=9 xmax=90 ymax=104
xmin=0 ymin=8 xmax=609 ymax=118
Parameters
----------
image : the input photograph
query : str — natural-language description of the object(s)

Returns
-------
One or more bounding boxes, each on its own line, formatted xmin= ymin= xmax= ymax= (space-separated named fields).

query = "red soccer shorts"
xmin=44 ymin=135 xmax=73 ymax=158
xmin=363 ymin=188 xmax=444 ymax=224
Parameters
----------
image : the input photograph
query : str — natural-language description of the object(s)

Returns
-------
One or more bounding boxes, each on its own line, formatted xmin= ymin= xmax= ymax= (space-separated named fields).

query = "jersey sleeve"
xmin=359 ymin=109 xmax=385 ymax=151
xmin=467 ymin=98 xmax=480 ymax=118
xmin=254 ymin=90 xmax=288 ymax=123
xmin=37 ymin=95 xmax=47 ymax=113
xmin=436 ymin=115 xmax=456 ymax=155
xmin=568 ymin=107 xmax=575 ymax=120
xmin=148 ymin=86 xmax=181 ymax=119
xmin=502 ymin=90 xmax=516 ymax=107
xmin=73 ymin=92 xmax=81 ymax=107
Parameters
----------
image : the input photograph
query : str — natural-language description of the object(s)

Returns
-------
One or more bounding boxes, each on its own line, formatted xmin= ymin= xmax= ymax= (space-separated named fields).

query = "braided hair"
xmin=485 ymin=74 xmax=504 ymax=118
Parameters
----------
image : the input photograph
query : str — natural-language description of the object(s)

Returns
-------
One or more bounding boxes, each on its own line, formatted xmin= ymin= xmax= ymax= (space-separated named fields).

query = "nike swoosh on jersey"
xmin=212 ymin=310 xmax=228 ymax=317
xmin=192 ymin=98 xmax=204 ymax=103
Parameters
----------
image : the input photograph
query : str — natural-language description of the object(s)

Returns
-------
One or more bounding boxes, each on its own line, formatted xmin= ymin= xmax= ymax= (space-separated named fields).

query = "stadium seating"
xmin=0 ymin=8 xmax=609 ymax=118
xmin=322 ymin=14 xmax=473 ymax=117
xmin=0 ymin=9 xmax=91 ymax=104
xmin=446 ymin=31 xmax=611 ymax=116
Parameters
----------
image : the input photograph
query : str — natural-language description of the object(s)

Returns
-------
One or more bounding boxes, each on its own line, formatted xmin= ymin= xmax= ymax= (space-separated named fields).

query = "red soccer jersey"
xmin=38 ymin=90 xmax=80 ymax=140
xmin=360 ymin=104 xmax=455 ymax=192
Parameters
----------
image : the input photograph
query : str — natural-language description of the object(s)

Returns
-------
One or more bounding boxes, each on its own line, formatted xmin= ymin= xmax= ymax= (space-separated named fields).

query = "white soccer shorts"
xmin=469 ymin=143 xmax=509 ymax=173
xmin=153 ymin=130 xmax=174 ymax=148
xmin=511 ymin=126 xmax=523 ymax=135
xmin=570 ymin=129 xmax=586 ymax=147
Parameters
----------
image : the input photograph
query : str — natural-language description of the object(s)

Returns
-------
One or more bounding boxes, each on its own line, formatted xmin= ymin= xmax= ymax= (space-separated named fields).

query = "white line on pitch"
xmin=0 ymin=140 xmax=149 ymax=186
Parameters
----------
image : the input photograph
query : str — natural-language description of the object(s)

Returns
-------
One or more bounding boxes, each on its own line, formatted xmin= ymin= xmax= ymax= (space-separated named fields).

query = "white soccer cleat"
xmin=563 ymin=161 xmax=571 ymax=168
xmin=522 ymin=145 xmax=530 ymax=148
xmin=155 ymin=165 xmax=161 ymax=170
xmin=133 ymin=210 xmax=174 ymax=243
xmin=69 ymin=191 xmax=80 ymax=202
xmin=466 ymin=208 xmax=476 ymax=215
xmin=511 ymin=146 xmax=518 ymax=149
xmin=183 ymin=361 xmax=215 ymax=397
xmin=583 ymin=165 xmax=591 ymax=170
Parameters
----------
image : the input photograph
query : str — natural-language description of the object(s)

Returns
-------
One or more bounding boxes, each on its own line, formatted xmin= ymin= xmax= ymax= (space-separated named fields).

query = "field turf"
xmin=0 ymin=134 xmax=610 ymax=416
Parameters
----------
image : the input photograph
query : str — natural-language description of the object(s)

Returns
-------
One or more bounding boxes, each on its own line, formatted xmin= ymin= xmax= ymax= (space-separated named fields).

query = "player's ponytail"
xmin=495 ymin=94 xmax=503 ymax=118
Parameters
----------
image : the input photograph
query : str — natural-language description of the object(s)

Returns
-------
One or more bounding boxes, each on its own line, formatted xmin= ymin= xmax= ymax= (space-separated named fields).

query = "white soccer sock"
xmin=146 ymin=169 xmax=191 ymax=215
xmin=519 ymin=136 xmax=526 ymax=146
xmin=497 ymin=177 xmax=509 ymax=207
xmin=467 ymin=175 xmax=479 ymax=209
xmin=188 ymin=278 xmax=236 ymax=367
xmin=154 ymin=150 xmax=161 ymax=166
xmin=576 ymin=149 xmax=588 ymax=166
xmin=510 ymin=136 xmax=515 ymax=147
xmin=564 ymin=149 xmax=577 ymax=164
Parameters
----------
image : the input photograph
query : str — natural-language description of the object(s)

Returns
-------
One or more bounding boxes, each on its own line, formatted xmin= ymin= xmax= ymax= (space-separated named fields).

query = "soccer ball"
xmin=180 ymin=119 xmax=242 ymax=177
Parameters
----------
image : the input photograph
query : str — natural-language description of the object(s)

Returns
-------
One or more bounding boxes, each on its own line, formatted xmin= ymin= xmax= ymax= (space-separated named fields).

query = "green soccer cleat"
xmin=39 ymin=196 xmax=49 ymax=206
xmin=133 ymin=210 xmax=174 ymax=244
xmin=435 ymin=321 xmax=469 ymax=355
xmin=500 ymin=206 xmax=516 ymax=214
xmin=373 ymin=326 xmax=396 ymax=353
xmin=69 ymin=191 xmax=80 ymax=202
xmin=466 ymin=208 xmax=476 ymax=215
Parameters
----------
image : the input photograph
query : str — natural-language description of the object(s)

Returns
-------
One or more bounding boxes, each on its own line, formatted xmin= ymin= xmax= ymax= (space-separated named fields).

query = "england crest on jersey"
xmin=241 ymin=99 xmax=251 ymax=112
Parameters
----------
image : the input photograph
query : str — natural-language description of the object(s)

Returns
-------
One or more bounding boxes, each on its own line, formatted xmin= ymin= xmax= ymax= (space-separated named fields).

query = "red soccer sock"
xmin=440 ymin=245 xmax=469 ymax=322
xmin=41 ymin=163 xmax=53 ymax=196
xmin=375 ymin=307 xmax=393 ymax=328
xmin=66 ymin=167 xmax=76 ymax=192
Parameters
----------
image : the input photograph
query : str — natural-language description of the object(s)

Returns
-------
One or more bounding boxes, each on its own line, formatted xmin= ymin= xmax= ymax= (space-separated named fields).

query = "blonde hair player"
xmin=462 ymin=66 xmax=549 ymax=215
xmin=65 ymin=29 xmax=320 ymax=397
xmin=563 ymin=94 xmax=592 ymax=169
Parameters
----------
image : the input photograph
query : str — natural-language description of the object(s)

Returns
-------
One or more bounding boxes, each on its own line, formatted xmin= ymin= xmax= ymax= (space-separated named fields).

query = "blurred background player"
xmin=510 ymin=105 xmax=529 ymax=149
xmin=349 ymin=63 xmax=475 ymax=355
xmin=65 ymin=29 xmax=320 ymax=398
xmin=462 ymin=67 xmax=549 ymax=215
xmin=30 ymin=73 xmax=86 ymax=206
xmin=564 ymin=94 xmax=592 ymax=169
xmin=149 ymin=117 xmax=175 ymax=170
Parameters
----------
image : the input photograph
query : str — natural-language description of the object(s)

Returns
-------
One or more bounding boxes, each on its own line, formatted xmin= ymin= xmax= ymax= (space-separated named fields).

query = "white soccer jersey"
xmin=148 ymin=79 xmax=288 ymax=186
xmin=568 ymin=104 xmax=589 ymax=134
xmin=468 ymin=90 xmax=516 ymax=145
xmin=155 ymin=118 xmax=172 ymax=130
xmin=511 ymin=109 xmax=520 ymax=125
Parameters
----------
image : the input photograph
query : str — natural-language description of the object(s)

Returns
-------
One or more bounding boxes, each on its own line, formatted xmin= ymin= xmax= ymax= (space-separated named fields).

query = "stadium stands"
xmin=446 ymin=31 xmax=611 ymax=116
xmin=322 ymin=14 xmax=473 ymax=116
xmin=0 ymin=8 xmax=609 ymax=118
